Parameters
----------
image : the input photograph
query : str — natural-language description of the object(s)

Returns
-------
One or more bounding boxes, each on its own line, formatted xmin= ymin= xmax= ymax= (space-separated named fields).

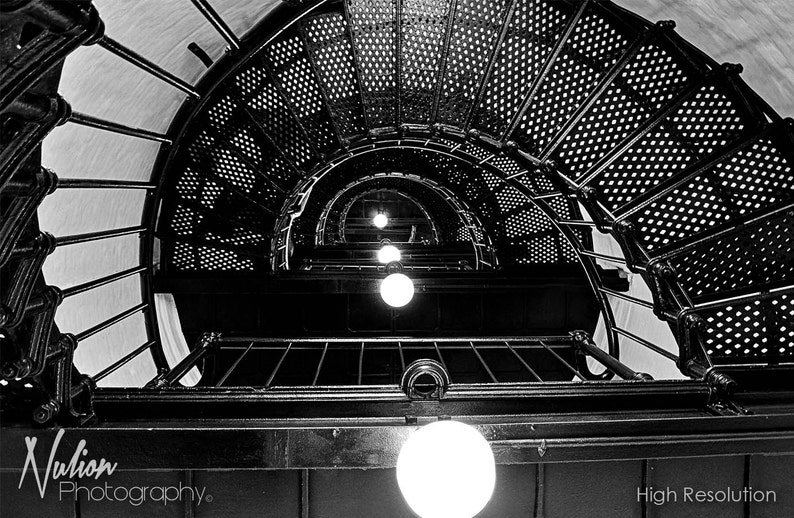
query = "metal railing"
xmin=144 ymin=332 xmax=654 ymax=390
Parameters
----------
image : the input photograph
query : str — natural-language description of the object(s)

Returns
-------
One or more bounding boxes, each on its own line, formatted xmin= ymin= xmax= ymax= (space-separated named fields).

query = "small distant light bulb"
xmin=373 ymin=213 xmax=388 ymax=228
xmin=396 ymin=420 xmax=496 ymax=518
xmin=380 ymin=273 xmax=414 ymax=307
xmin=378 ymin=245 xmax=401 ymax=264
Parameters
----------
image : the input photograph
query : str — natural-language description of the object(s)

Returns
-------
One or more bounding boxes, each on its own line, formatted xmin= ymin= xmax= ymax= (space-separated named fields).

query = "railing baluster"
xmin=504 ymin=341 xmax=543 ymax=381
xmin=62 ymin=265 xmax=146 ymax=298
xmin=189 ymin=0 xmax=241 ymax=51
xmin=97 ymin=36 xmax=199 ymax=98
xmin=358 ymin=341 xmax=365 ymax=385
xmin=312 ymin=342 xmax=329 ymax=386
xmin=469 ymin=341 xmax=498 ymax=383
xmin=534 ymin=192 xmax=564 ymax=200
xmin=397 ymin=341 xmax=406 ymax=372
xmin=55 ymin=225 xmax=146 ymax=246
xmin=75 ymin=303 xmax=148 ymax=342
xmin=578 ymin=250 xmax=628 ymax=265
xmin=92 ymin=340 xmax=156 ymax=384
xmin=538 ymin=339 xmax=586 ymax=381
xmin=215 ymin=341 xmax=254 ymax=387
xmin=69 ymin=111 xmax=172 ymax=143
xmin=599 ymin=287 xmax=655 ymax=310
xmin=558 ymin=218 xmax=597 ymax=228
xmin=265 ymin=342 xmax=293 ymax=388
xmin=614 ymin=327 xmax=678 ymax=361
xmin=57 ymin=178 xmax=156 ymax=190
xmin=433 ymin=341 xmax=448 ymax=372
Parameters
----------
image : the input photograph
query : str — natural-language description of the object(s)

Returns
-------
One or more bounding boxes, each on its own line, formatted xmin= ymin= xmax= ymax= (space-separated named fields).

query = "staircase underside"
xmin=151 ymin=0 xmax=793 ymax=372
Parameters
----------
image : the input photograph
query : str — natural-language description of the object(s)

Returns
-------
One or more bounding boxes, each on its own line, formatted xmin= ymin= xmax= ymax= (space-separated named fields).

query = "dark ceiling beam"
xmin=3 ymin=384 xmax=793 ymax=468
xmin=153 ymin=267 xmax=595 ymax=295
xmin=3 ymin=408 xmax=792 ymax=469
xmin=94 ymin=379 xmax=713 ymax=424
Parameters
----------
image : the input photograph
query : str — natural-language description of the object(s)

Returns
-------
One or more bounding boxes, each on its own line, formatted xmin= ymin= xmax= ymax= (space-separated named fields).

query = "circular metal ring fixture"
xmin=400 ymin=359 xmax=451 ymax=400
xmin=384 ymin=261 xmax=404 ymax=274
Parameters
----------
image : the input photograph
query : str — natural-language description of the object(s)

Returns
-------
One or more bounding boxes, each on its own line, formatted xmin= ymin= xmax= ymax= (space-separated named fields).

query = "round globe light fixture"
xmin=396 ymin=420 xmax=496 ymax=518
xmin=377 ymin=245 xmax=401 ymax=264
xmin=373 ymin=213 xmax=388 ymax=228
xmin=380 ymin=272 xmax=414 ymax=307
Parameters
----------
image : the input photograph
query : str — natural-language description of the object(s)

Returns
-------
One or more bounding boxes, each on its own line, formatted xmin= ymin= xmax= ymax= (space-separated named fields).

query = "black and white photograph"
xmin=1 ymin=0 xmax=793 ymax=516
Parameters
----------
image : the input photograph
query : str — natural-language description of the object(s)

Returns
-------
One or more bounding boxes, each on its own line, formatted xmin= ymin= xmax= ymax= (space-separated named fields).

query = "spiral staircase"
xmin=154 ymin=0 xmax=792 ymax=374
xmin=1 ymin=0 xmax=794 ymax=516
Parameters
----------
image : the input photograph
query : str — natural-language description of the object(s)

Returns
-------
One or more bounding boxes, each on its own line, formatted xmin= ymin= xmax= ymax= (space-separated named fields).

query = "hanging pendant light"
xmin=396 ymin=420 xmax=496 ymax=518
xmin=378 ymin=244 xmax=401 ymax=264
xmin=380 ymin=262 xmax=414 ymax=307
xmin=373 ymin=213 xmax=388 ymax=229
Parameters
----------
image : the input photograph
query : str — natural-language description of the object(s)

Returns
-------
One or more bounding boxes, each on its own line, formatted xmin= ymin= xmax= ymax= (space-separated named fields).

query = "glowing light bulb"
xmin=380 ymin=273 xmax=414 ymax=307
xmin=378 ymin=245 xmax=401 ymax=264
xmin=373 ymin=213 xmax=388 ymax=228
xmin=396 ymin=420 xmax=496 ymax=518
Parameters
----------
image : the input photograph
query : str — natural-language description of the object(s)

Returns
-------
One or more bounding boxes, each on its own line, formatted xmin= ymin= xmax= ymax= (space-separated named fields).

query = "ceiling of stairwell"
xmin=36 ymin=0 xmax=794 ymax=386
